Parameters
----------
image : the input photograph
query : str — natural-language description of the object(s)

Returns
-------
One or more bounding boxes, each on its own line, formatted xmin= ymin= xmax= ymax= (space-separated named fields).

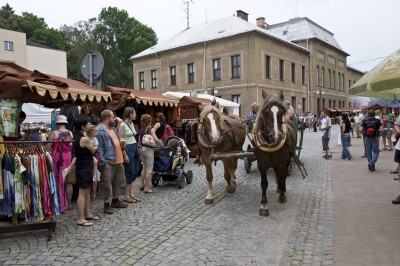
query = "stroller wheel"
xmin=185 ymin=170 xmax=193 ymax=184
xmin=177 ymin=173 xmax=185 ymax=189
xmin=152 ymin=173 xmax=161 ymax=187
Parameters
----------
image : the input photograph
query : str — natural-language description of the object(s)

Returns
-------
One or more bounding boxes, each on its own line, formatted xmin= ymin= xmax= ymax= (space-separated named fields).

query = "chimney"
xmin=236 ymin=10 xmax=248 ymax=21
xmin=256 ymin=17 xmax=265 ymax=28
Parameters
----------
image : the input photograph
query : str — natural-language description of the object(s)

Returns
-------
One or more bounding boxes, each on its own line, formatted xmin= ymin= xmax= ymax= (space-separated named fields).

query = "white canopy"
xmin=163 ymin=91 xmax=240 ymax=115
xmin=22 ymin=103 xmax=56 ymax=123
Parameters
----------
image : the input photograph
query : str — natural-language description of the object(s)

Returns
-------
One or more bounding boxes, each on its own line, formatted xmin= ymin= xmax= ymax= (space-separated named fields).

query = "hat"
xmin=56 ymin=115 xmax=68 ymax=124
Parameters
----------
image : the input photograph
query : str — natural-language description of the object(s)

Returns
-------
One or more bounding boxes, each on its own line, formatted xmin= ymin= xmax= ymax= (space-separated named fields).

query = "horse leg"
xmin=258 ymin=162 xmax=269 ymax=216
xmin=223 ymin=159 xmax=236 ymax=193
xmin=204 ymin=160 xmax=214 ymax=204
xmin=275 ymin=165 xmax=288 ymax=204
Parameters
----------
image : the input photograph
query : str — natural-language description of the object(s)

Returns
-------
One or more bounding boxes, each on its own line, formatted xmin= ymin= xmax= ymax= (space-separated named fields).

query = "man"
xmin=319 ymin=111 xmax=332 ymax=159
xmin=392 ymin=115 xmax=400 ymax=204
xmin=360 ymin=110 xmax=382 ymax=172
xmin=354 ymin=112 xmax=362 ymax=138
xmin=97 ymin=110 xmax=128 ymax=214
xmin=359 ymin=106 xmax=368 ymax=158
xmin=247 ymin=103 xmax=259 ymax=130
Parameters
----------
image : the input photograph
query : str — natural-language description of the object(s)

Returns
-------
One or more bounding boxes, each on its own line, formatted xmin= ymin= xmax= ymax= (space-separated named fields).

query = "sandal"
xmin=77 ymin=221 xmax=93 ymax=227
xmin=85 ymin=215 xmax=100 ymax=221
xmin=130 ymin=195 xmax=141 ymax=202
xmin=123 ymin=197 xmax=137 ymax=203
xmin=144 ymin=189 xmax=154 ymax=194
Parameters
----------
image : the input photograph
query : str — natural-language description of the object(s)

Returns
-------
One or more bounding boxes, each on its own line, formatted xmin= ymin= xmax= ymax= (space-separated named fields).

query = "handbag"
xmin=142 ymin=126 xmax=157 ymax=147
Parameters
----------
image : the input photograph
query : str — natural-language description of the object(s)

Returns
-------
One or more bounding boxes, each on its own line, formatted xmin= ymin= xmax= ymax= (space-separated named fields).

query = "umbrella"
xmin=349 ymin=49 xmax=400 ymax=100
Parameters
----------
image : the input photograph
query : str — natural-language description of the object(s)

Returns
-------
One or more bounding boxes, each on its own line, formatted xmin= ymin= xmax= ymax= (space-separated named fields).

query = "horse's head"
xmin=199 ymin=100 xmax=224 ymax=145
xmin=256 ymin=91 xmax=287 ymax=145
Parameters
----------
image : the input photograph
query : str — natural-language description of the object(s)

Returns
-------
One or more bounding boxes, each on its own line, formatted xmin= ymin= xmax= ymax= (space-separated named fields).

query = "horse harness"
xmin=253 ymin=122 xmax=287 ymax=153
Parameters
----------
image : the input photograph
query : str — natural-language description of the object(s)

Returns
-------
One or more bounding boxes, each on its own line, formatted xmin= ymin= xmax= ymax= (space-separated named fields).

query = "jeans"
xmin=365 ymin=136 xmax=380 ymax=165
xmin=124 ymin=143 xmax=139 ymax=184
xmin=341 ymin=134 xmax=352 ymax=160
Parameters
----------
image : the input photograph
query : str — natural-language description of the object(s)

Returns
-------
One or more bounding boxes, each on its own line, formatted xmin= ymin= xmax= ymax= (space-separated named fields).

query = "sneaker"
xmin=392 ymin=195 xmax=400 ymax=204
xmin=368 ymin=163 xmax=373 ymax=171
xmin=394 ymin=175 xmax=399 ymax=181
xmin=111 ymin=200 xmax=128 ymax=208
xmin=104 ymin=203 xmax=113 ymax=214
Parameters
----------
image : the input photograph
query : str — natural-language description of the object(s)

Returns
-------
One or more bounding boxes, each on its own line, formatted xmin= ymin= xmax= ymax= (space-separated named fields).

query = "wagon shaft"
xmin=209 ymin=151 xmax=255 ymax=161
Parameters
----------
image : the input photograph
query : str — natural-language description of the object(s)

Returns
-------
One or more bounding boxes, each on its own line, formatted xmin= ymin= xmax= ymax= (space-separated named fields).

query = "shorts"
xmin=394 ymin=149 xmax=400 ymax=164
xmin=140 ymin=146 xmax=154 ymax=174
xmin=76 ymin=161 xmax=94 ymax=189
xmin=322 ymin=136 xmax=330 ymax=151
xmin=382 ymin=129 xmax=393 ymax=140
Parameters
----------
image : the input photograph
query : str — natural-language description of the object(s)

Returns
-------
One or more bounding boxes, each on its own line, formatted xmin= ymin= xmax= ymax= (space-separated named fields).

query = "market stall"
xmin=0 ymin=62 xmax=111 ymax=239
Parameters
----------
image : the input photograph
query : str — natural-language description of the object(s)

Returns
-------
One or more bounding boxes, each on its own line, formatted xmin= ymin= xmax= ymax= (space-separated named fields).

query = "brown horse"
xmin=253 ymin=91 xmax=297 ymax=216
xmin=197 ymin=100 xmax=246 ymax=204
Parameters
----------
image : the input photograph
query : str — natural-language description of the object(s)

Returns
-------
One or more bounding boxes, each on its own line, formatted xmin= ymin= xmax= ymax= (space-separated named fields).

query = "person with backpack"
xmin=361 ymin=110 xmax=382 ymax=172
xmin=152 ymin=112 xmax=175 ymax=146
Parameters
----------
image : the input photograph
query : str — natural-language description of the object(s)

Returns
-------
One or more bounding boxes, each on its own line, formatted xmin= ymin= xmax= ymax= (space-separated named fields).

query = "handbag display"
xmin=141 ymin=126 xmax=157 ymax=147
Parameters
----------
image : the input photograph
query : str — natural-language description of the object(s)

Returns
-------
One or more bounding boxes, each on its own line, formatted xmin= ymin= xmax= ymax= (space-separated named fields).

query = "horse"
xmin=252 ymin=91 xmax=297 ymax=216
xmin=197 ymin=99 xmax=246 ymax=204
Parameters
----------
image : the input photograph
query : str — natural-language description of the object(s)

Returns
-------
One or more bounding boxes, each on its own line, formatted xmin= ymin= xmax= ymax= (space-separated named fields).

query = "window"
xmin=213 ymin=59 xmax=221 ymax=80
xmin=348 ymin=80 xmax=352 ymax=89
xmin=139 ymin=72 xmax=145 ymax=90
xmin=187 ymin=63 xmax=195 ymax=83
xmin=328 ymin=100 xmax=331 ymax=108
xmin=4 ymin=41 xmax=13 ymax=51
xmin=170 ymin=66 xmax=176 ymax=85
xmin=316 ymin=66 xmax=320 ymax=86
xmin=338 ymin=72 xmax=342 ymax=90
xmin=279 ymin=60 xmax=284 ymax=81
xmin=291 ymin=63 xmax=295 ymax=83
xmin=332 ymin=70 xmax=335 ymax=89
xmin=321 ymin=67 xmax=325 ymax=87
xmin=231 ymin=55 xmax=241 ymax=78
xmin=328 ymin=69 xmax=331 ymax=88
xmin=291 ymin=97 xmax=296 ymax=112
xmin=342 ymin=74 xmax=345 ymax=90
xmin=265 ymin=55 xmax=271 ymax=79
xmin=151 ymin=70 xmax=157 ymax=89
xmin=301 ymin=66 xmax=305 ymax=85
xmin=232 ymin=94 xmax=241 ymax=116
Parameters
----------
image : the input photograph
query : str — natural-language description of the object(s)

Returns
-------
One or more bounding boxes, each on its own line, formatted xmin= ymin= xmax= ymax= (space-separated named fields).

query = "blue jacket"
xmin=96 ymin=124 xmax=118 ymax=166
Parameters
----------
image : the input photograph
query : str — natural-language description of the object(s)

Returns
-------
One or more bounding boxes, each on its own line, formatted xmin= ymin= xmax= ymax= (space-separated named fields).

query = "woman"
xmin=118 ymin=107 xmax=140 ymax=203
xmin=382 ymin=108 xmax=394 ymax=151
xmin=151 ymin=112 xmax=174 ymax=146
xmin=74 ymin=115 xmax=98 ymax=226
xmin=340 ymin=112 xmax=353 ymax=160
xmin=46 ymin=115 xmax=73 ymax=211
xmin=139 ymin=114 xmax=161 ymax=194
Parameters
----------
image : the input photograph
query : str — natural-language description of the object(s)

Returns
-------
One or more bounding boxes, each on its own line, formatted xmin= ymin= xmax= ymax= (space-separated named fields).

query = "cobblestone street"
xmin=1 ymin=127 xmax=338 ymax=265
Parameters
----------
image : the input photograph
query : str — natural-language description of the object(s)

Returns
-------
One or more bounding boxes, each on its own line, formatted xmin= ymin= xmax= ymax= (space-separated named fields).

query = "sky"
xmin=4 ymin=0 xmax=400 ymax=73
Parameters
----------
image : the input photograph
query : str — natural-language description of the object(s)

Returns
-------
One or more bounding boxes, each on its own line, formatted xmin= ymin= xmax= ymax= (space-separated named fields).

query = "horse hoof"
xmin=204 ymin=198 xmax=214 ymax=204
xmin=226 ymin=186 xmax=236 ymax=193
xmin=259 ymin=208 xmax=269 ymax=216
xmin=278 ymin=194 xmax=287 ymax=204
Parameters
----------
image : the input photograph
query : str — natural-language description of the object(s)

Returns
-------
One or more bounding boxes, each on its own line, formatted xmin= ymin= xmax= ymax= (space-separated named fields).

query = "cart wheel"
xmin=177 ymin=174 xmax=185 ymax=189
xmin=152 ymin=173 xmax=160 ymax=187
xmin=244 ymin=156 xmax=252 ymax=173
xmin=185 ymin=170 xmax=193 ymax=184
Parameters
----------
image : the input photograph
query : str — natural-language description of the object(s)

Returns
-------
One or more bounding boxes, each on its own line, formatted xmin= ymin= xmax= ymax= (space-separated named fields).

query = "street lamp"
xmin=204 ymin=87 xmax=218 ymax=96
xmin=315 ymin=87 xmax=325 ymax=113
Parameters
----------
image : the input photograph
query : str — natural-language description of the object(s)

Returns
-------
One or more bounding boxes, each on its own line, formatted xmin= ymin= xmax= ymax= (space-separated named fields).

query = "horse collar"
xmin=253 ymin=123 xmax=287 ymax=152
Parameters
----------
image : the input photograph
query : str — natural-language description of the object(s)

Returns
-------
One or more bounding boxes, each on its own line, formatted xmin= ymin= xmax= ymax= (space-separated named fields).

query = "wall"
xmin=0 ymin=29 xmax=27 ymax=66
xmin=27 ymin=45 xmax=67 ymax=78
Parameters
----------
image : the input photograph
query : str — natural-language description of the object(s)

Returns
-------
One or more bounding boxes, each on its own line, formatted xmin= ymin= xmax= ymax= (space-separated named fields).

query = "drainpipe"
xmin=203 ymin=42 xmax=207 ymax=93
xmin=306 ymin=39 xmax=311 ymax=111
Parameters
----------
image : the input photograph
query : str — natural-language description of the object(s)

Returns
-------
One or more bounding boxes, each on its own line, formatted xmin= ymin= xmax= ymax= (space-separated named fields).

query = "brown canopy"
xmin=0 ymin=62 xmax=111 ymax=106
xmin=104 ymin=86 xmax=179 ymax=110
xmin=180 ymin=96 xmax=212 ymax=119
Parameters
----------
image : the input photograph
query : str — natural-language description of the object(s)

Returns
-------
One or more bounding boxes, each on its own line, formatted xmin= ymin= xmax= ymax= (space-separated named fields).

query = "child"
xmin=87 ymin=125 xmax=100 ymax=200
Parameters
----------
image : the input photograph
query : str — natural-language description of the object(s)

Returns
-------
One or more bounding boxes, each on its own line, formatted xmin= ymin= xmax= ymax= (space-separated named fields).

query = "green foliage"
xmin=1 ymin=4 xmax=158 ymax=88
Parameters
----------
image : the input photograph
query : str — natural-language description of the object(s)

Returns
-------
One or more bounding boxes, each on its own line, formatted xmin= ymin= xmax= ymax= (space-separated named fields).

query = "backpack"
xmin=161 ymin=124 xmax=174 ymax=141
xmin=366 ymin=118 xmax=377 ymax=137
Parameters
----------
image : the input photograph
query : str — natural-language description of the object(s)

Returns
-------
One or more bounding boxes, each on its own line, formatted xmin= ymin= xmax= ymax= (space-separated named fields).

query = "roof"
xmin=0 ymin=62 xmax=111 ymax=106
xmin=266 ymin=17 xmax=347 ymax=55
xmin=131 ymin=16 xmax=309 ymax=59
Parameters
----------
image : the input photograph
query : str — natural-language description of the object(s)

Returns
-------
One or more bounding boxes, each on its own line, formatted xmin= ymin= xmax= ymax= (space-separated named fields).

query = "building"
xmin=131 ymin=10 xmax=363 ymax=116
xmin=0 ymin=28 xmax=67 ymax=77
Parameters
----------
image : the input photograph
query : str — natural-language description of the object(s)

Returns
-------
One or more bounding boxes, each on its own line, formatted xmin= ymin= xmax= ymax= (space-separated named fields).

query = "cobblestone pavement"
xmin=0 ymin=128 xmax=336 ymax=265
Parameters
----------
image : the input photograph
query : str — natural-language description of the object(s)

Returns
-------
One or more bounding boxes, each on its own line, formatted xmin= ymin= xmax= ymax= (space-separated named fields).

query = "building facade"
xmin=0 ymin=28 xmax=67 ymax=77
xmin=131 ymin=11 xmax=363 ymax=116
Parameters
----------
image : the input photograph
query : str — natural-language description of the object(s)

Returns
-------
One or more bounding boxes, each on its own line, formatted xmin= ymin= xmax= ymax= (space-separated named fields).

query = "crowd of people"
xmin=46 ymin=108 xmax=174 ymax=227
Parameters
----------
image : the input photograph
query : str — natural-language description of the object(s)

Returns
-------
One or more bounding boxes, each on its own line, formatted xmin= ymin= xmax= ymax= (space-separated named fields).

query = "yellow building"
xmin=131 ymin=10 xmax=363 ymax=116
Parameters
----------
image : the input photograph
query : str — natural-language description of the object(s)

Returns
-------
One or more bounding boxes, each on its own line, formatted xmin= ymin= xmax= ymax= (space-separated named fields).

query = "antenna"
xmin=183 ymin=0 xmax=194 ymax=29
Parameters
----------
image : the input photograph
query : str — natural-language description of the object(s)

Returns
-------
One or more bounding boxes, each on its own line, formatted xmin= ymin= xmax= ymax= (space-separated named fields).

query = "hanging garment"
xmin=45 ymin=152 xmax=59 ymax=216
xmin=2 ymin=155 xmax=15 ymax=217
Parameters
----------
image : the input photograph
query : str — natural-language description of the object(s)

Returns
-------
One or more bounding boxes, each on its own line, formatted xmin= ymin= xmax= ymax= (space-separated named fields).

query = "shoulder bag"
xmin=142 ymin=126 xmax=157 ymax=147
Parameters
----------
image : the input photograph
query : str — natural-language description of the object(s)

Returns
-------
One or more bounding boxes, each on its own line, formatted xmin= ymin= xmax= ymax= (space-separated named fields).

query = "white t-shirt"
xmin=321 ymin=117 xmax=332 ymax=138
xmin=395 ymin=116 xmax=400 ymax=150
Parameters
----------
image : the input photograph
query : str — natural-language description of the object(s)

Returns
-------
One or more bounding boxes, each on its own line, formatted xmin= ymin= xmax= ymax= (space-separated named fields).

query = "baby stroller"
xmin=151 ymin=136 xmax=193 ymax=189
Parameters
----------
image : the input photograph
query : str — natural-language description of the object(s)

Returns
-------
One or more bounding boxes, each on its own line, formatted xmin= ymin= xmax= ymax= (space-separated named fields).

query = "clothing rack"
xmin=182 ymin=119 xmax=198 ymax=123
xmin=0 ymin=139 xmax=73 ymax=241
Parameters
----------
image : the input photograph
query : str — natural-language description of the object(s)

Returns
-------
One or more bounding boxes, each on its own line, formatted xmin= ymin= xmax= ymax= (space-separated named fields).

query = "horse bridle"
xmin=198 ymin=106 xmax=225 ymax=148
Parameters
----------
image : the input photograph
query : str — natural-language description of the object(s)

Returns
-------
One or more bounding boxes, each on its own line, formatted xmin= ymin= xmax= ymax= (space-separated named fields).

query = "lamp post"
xmin=205 ymin=87 xmax=218 ymax=96
xmin=315 ymin=87 xmax=325 ymax=114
